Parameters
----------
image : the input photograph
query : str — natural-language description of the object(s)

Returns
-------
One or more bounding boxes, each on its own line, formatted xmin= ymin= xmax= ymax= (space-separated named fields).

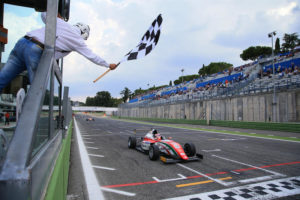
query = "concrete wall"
xmin=118 ymin=90 xmax=300 ymax=122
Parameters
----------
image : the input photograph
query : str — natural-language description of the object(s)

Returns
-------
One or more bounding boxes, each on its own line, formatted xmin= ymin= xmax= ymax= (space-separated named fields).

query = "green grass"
xmin=44 ymin=121 xmax=73 ymax=200
xmin=112 ymin=116 xmax=300 ymax=142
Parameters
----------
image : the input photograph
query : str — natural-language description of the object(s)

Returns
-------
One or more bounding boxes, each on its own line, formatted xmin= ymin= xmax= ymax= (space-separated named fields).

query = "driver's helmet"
xmin=151 ymin=129 xmax=158 ymax=136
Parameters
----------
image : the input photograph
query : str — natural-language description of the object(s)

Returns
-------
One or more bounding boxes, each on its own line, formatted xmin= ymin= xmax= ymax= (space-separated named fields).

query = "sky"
xmin=2 ymin=0 xmax=300 ymax=102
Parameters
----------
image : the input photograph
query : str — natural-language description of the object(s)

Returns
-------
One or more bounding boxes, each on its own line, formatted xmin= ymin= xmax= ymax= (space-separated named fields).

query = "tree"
xmin=240 ymin=46 xmax=272 ymax=61
xmin=198 ymin=62 xmax=233 ymax=76
xmin=85 ymin=96 xmax=94 ymax=106
xmin=174 ymin=74 xmax=199 ymax=85
xmin=120 ymin=87 xmax=132 ymax=103
xmin=275 ymin=38 xmax=280 ymax=54
xmin=85 ymin=91 xmax=120 ymax=107
xmin=282 ymin=33 xmax=299 ymax=52
xmin=94 ymin=91 xmax=113 ymax=107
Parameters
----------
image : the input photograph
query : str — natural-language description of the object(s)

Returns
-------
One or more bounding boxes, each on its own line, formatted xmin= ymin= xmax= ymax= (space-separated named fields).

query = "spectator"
xmin=0 ymin=12 xmax=117 ymax=93
xmin=5 ymin=112 xmax=10 ymax=126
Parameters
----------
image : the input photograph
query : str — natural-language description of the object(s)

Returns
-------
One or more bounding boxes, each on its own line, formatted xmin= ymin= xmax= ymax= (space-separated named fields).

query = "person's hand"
xmin=109 ymin=63 xmax=118 ymax=70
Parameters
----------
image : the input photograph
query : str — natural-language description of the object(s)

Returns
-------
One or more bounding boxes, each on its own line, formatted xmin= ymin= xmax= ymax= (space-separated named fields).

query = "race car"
xmin=86 ymin=117 xmax=95 ymax=121
xmin=128 ymin=129 xmax=203 ymax=163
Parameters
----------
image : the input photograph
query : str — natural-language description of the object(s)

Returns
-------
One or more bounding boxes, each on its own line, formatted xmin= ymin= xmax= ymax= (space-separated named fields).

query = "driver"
xmin=151 ymin=129 xmax=162 ymax=140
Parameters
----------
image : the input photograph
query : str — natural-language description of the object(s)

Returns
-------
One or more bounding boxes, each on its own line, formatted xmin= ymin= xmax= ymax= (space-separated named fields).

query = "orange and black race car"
xmin=86 ymin=117 xmax=95 ymax=121
xmin=128 ymin=129 xmax=203 ymax=163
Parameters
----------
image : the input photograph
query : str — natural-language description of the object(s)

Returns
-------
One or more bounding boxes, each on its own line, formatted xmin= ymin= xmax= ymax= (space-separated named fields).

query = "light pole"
xmin=268 ymin=31 xmax=276 ymax=122
xmin=181 ymin=69 xmax=184 ymax=83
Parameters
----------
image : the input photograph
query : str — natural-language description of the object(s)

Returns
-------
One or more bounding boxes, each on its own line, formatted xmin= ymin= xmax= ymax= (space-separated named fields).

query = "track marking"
xmin=176 ymin=177 xmax=232 ymax=188
xmin=202 ymin=149 xmax=221 ymax=152
xmin=84 ymin=138 xmax=92 ymax=140
xmin=101 ymin=161 xmax=300 ymax=189
xmin=86 ymin=146 xmax=99 ymax=149
xmin=88 ymin=154 xmax=104 ymax=158
xmin=166 ymin=176 xmax=300 ymax=200
xmin=100 ymin=187 xmax=136 ymax=197
xmin=176 ymin=163 xmax=232 ymax=186
xmin=212 ymin=154 xmax=285 ymax=177
xmin=74 ymin=118 xmax=105 ymax=200
xmin=93 ymin=165 xmax=116 ymax=171
xmin=85 ymin=142 xmax=94 ymax=144
xmin=153 ymin=174 xmax=187 ymax=182
xmin=238 ymin=175 xmax=275 ymax=184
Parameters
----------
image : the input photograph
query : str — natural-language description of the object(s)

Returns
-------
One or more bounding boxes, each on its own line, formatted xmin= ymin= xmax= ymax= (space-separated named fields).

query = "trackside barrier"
xmin=115 ymin=117 xmax=300 ymax=133
xmin=44 ymin=120 xmax=73 ymax=200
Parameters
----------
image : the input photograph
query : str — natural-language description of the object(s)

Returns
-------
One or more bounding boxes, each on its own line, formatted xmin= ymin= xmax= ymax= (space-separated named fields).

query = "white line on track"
xmin=88 ymin=154 xmax=104 ymax=158
xmin=176 ymin=163 xmax=232 ymax=186
xmin=93 ymin=165 xmax=116 ymax=171
xmin=212 ymin=154 xmax=285 ymax=176
xmin=202 ymin=149 xmax=221 ymax=152
xmin=85 ymin=142 xmax=94 ymax=144
xmin=153 ymin=174 xmax=187 ymax=182
xmin=238 ymin=175 xmax=275 ymax=184
xmin=86 ymin=147 xmax=99 ymax=149
xmin=83 ymin=138 xmax=92 ymax=140
xmin=74 ymin=118 xmax=105 ymax=200
xmin=100 ymin=187 xmax=136 ymax=197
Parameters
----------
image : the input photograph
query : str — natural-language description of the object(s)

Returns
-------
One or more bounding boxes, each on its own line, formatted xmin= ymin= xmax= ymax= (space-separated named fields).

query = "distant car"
xmin=128 ymin=129 xmax=203 ymax=163
xmin=86 ymin=117 xmax=95 ymax=121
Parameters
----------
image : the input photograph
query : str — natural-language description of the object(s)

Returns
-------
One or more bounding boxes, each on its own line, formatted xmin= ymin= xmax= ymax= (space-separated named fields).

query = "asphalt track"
xmin=71 ymin=114 xmax=300 ymax=200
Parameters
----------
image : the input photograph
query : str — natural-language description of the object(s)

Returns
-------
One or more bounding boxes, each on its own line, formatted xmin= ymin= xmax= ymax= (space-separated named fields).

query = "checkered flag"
xmin=93 ymin=14 xmax=162 ymax=83
xmin=121 ymin=14 xmax=163 ymax=62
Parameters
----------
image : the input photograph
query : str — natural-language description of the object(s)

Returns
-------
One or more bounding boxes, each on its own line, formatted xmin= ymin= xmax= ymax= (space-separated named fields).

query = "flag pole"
xmin=93 ymin=62 xmax=120 ymax=83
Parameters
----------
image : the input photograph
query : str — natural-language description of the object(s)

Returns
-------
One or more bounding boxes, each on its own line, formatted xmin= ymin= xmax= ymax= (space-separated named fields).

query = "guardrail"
xmin=0 ymin=1 xmax=73 ymax=199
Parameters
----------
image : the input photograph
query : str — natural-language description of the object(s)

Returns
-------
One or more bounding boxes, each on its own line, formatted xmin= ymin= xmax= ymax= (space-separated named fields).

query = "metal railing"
xmin=0 ymin=1 xmax=73 ymax=199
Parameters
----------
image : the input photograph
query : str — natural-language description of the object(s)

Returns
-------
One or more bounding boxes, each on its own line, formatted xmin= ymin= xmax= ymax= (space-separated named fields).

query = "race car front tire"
xmin=128 ymin=136 xmax=136 ymax=149
xmin=149 ymin=145 xmax=160 ymax=160
xmin=184 ymin=143 xmax=196 ymax=157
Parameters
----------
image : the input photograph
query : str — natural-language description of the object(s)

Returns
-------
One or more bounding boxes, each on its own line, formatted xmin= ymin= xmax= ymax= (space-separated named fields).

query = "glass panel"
xmin=0 ymin=94 xmax=16 ymax=162
xmin=31 ymin=78 xmax=50 ymax=158
xmin=53 ymin=76 xmax=61 ymax=132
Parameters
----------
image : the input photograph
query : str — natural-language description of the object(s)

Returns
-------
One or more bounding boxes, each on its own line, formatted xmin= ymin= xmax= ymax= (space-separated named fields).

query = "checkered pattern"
xmin=121 ymin=14 xmax=162 ymax=62
xmin=167 ymin=176 xmax=300 ymax=200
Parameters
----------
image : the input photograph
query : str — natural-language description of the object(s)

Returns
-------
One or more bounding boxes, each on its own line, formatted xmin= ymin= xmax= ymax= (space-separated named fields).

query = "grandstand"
xmin=119 ymin=52 xmax=300 ymax=122
xmin=126 ymin=53 xmax=300 ymax=106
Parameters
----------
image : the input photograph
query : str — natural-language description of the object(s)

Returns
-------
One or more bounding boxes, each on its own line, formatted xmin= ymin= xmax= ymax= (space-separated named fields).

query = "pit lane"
xmin=73 ymin=114 xmax=300 ymax=200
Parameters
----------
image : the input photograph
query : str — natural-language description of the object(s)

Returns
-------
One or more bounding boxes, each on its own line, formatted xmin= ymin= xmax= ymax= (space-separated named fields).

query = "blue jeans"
xmin=0 ymin=37 xmax=43 ymax=92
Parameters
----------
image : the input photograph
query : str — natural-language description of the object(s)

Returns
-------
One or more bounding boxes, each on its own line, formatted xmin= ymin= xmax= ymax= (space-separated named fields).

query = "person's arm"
xmin=61 ymin=26 xmax=117 ymax=69
xmin=75 ymin=42 xmax=110 ymax=68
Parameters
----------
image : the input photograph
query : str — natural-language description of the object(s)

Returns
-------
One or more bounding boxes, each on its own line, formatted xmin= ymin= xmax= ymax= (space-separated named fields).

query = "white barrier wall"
xmin=118 ymin=90 xmax=300 ymax=122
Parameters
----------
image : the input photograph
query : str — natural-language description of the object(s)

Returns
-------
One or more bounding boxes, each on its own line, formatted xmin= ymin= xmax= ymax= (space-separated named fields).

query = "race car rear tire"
xmin=184 ymin=143 xmax=196 ymax=157
xmin=149 ymin=145 xmax=160 ymax=160
xmin=128 ymin=136 xmax=136 ymax=149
